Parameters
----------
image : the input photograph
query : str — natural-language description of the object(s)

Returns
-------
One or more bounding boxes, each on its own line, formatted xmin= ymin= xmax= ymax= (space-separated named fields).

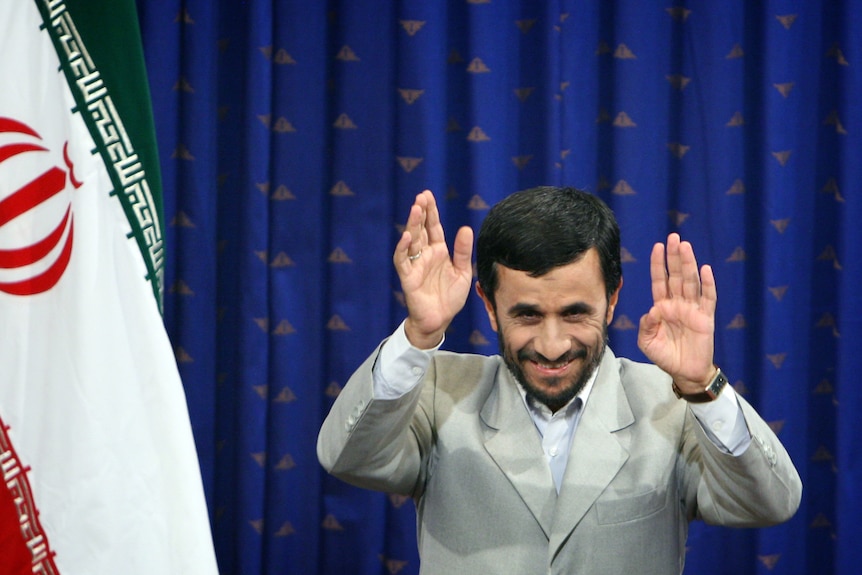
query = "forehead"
xmin=494 ymin=249 xmax=606 ymax=306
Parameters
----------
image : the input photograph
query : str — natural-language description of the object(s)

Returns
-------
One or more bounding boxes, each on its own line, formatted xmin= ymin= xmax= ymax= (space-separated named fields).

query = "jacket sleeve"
xmin=679 ymin=393 xmax=802 ymax=527
xmin=316 ymin=342 xmax=435 ymax=498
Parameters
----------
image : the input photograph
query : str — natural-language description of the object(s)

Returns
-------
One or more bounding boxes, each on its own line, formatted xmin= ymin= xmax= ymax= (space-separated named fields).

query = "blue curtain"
xmin=136 ymin=1 xmax=861 ymax=574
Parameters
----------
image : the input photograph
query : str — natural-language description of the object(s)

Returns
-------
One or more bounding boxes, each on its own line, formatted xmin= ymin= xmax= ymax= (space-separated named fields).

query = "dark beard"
xmin=500 ymin=322 xmax=608 ymax=412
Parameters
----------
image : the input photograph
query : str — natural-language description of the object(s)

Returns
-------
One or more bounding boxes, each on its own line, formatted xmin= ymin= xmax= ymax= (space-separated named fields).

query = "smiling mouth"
xmin=530 ymin=359 xmax=573 ymax=376
xmin=522 ymin=347 xmax=585 ymax=372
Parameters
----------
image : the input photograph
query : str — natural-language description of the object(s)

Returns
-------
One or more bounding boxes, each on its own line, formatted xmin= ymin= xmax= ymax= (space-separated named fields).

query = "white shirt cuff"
xmin=688 ymin=385 xmax=752 ymax=455
xmin=372 ymin=320 xmax=443 ymax=399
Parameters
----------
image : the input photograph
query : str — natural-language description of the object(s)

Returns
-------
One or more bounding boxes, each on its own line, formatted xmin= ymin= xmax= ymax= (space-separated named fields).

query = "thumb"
xmin=452 ymin=226 xmax=474 ymax=276
xmin=637 ymin=309 xmax=660 ymax=349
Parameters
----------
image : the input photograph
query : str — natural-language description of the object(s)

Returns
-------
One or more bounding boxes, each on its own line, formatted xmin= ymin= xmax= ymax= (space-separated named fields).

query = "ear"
xmin=606 ymin=277 xmax=623 ymax=324
xmin=475 ymin=281 xmax=499 ymax=332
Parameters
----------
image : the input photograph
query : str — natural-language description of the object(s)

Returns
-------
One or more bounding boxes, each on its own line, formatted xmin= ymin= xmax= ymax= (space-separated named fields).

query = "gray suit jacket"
xmin=318 ymin=345 xmax=801 ymax=575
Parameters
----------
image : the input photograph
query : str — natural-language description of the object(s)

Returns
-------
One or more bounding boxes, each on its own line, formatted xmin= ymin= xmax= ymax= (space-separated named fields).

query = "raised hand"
xmin=637 ymin=233 xmax=717 ymax=392
xmin=394 ymin=190 xmax=474 ymax=349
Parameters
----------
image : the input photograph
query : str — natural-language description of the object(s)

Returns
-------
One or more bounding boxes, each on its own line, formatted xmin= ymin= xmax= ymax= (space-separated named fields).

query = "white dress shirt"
xmin=372 ymin=321 xmax=751 ymax=492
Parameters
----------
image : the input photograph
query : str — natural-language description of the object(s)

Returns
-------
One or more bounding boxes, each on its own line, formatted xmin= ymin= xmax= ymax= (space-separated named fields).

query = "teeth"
xmin=537 ymin=362 xmax=568 ymax=369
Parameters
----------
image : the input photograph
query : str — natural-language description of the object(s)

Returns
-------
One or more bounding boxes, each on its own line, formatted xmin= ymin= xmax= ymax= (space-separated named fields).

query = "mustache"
xmin=516 ymin=347 xmax=587 ymax=366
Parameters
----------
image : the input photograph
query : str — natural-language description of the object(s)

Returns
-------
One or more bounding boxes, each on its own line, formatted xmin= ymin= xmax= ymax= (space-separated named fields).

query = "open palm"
xmin=638 ymin=234 xmax=717 ymax=391
xmin=393 ymin=191 xmax=474 ymax=350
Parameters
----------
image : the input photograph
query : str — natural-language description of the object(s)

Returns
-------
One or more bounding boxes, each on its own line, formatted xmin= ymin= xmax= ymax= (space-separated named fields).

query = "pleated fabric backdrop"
xmin=135 ymin=1 xmax=861 ymax=574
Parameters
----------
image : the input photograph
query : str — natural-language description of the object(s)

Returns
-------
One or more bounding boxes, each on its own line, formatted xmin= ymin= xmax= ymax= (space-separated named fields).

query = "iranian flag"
xmin=0 ymin=1 xmax=218 ymax=573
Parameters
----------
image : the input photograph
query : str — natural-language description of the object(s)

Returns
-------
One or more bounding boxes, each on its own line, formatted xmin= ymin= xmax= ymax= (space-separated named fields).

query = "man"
xmin=317 ymin=187 xmax=801 ymax=574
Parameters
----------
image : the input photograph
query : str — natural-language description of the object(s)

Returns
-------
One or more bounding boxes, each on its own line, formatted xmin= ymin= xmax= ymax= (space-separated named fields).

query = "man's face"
xmin=477 ymin=249 xmax=621 ymax=412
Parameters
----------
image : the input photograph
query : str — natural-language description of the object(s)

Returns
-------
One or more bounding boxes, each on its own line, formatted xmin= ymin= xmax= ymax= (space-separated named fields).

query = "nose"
xmin=533 ymin=319 xmax=573 ymax=362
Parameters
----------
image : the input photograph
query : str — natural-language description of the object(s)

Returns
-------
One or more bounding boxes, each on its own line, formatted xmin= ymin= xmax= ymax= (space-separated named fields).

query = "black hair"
xmin=476 ymin=186 xmax=621 ymax=307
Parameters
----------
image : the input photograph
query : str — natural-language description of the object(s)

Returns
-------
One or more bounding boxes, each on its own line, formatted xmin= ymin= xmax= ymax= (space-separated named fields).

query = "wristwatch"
xmin=672 ymin=368 xmax=728 ymax=403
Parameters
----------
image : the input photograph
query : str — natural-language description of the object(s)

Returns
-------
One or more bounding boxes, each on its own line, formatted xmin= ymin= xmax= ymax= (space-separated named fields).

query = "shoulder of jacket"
xmin=430 ymin=350 xmax=501 ymax=373
xmin=615 ymin=355 xmax=679 ymax=405
xmin=617 ymin=356 xmax=669 ymax=380
xmin=426 ymin=352 xmax=503 ymax=397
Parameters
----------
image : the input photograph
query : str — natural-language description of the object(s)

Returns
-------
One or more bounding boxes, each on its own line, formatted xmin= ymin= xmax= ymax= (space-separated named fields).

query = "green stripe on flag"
xmin=33 ymin=0 xmax=166 ymax=309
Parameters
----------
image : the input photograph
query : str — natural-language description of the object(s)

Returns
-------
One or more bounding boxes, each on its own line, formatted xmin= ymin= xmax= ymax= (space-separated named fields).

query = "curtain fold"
xmin=137 ymin=1 xmax=861 ymax=573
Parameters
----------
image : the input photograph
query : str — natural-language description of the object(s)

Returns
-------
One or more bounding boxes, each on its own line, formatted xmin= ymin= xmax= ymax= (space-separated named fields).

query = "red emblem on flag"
xmin=0 ymin=117 xmax=80 ymax=296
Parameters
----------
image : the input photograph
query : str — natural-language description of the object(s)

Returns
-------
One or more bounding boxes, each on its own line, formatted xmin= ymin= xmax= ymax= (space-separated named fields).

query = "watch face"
xmin=706 ymin=371 xmax=728 ymax=399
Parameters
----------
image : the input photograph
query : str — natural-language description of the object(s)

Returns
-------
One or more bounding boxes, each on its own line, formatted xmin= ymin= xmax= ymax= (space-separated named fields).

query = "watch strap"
xmin=672 ymin=368 xmax=728 ymax=403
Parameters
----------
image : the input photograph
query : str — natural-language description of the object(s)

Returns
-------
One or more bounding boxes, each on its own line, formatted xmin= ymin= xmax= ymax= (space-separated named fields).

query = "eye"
xmin=512 ymin=308 xmax=542 ymax=322
xmin=561 ymin=304 xmax=593 ymax=321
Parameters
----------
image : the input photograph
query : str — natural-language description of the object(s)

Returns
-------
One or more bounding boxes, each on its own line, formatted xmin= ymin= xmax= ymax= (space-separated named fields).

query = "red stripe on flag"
xmin=0 ymin=219 xmax=73 ymax=296
xmin=0 ymin=168 xmax=66 ymax=228
xmin=0 ymin=143 xmax=48 ymax=165
xmin=0 ymin=118 xmax=41 ymax=139
xmin=0 ymin=481 xmax=32 ymax=574
xmin=0 ymin=417 xmax=59 ymax=574
xmin=0 ymin=206 xmax=71 ymax=269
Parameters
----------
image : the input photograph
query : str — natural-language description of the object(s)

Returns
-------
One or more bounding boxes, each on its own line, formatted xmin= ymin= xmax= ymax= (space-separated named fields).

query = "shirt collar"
xmin=516 ymin=363 xmax=600 ymax=422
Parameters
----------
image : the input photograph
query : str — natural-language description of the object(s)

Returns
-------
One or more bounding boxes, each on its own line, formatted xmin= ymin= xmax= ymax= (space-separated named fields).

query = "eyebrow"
xmin=506 ymin=302 xmax=596 ymax=317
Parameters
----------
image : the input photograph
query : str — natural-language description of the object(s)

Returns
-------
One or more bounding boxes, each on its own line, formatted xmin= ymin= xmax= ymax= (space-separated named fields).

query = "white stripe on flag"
xmin=0 ymin=2 xmax=218 ymax=573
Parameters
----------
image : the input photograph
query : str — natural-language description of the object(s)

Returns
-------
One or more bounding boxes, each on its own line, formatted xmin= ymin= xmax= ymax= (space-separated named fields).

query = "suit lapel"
xmin=481 ymin=368 xmax=557 ymax=539
xmin=549 ymin=349 xmax=634 ymax=557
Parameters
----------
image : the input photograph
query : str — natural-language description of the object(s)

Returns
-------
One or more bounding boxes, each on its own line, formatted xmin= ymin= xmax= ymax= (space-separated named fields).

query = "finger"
xmin=393 ymin=230 xmax=414 ymax=273
xmin=665 ymin=233 xmax=683 ymax=298
xmin=699 ymin=264 xmax=717 ymax=316
xmin=452 ymin=226 xmax=474 ymax=276
xmin=649 ymin=241 xmax=668 ymax=303
xmin=679 ymin=240 xmax=701 ymax=301
xmin=405 ymin=201 xmax=426 ymax=256
xmin=638 ymin=309 xmax=655 ymax=334
xmin=422 ymin=190 xmax=446 ymax=245
xmin=636 ymin=308 xmax=661 ymax=352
